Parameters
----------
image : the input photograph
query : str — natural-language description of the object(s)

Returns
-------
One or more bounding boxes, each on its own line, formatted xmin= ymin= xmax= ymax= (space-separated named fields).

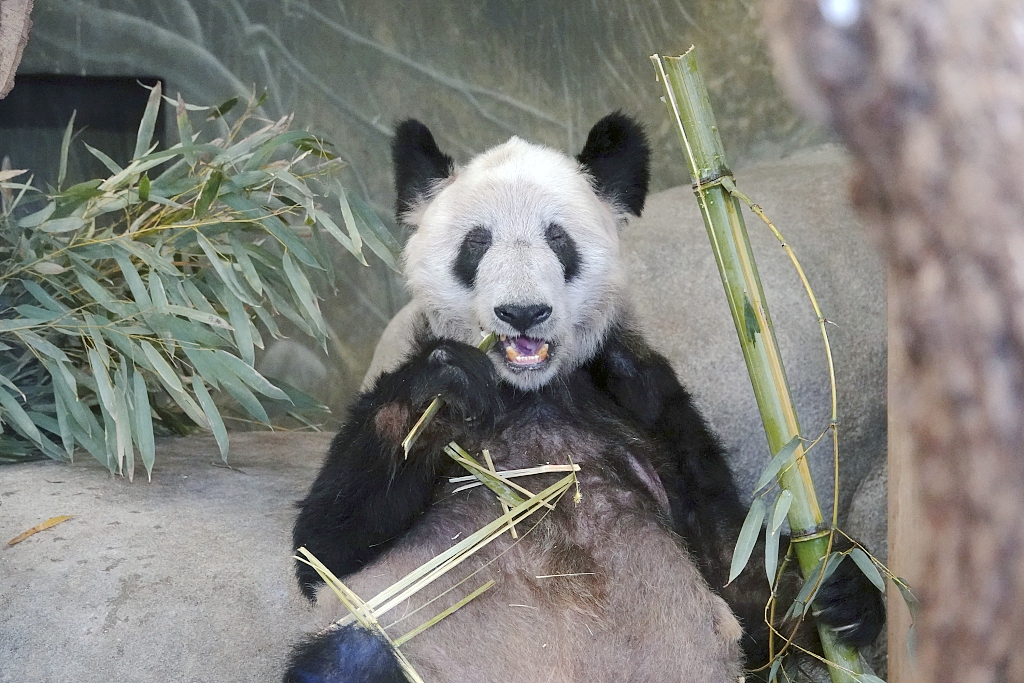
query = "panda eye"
xmin=453 ymin=226 xmax=492 ymax=288
xmin=544 ymin=223 xmax=581 ymax=281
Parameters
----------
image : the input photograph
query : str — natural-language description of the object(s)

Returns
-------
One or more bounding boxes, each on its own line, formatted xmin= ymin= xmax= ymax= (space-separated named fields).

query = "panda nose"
xmin=494 ymin=304 xmax=552 ymax=333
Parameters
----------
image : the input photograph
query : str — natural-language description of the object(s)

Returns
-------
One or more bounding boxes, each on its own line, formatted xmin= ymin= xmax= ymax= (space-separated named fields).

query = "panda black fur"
xmin=285 ymin=114 xmax=885 ymax=683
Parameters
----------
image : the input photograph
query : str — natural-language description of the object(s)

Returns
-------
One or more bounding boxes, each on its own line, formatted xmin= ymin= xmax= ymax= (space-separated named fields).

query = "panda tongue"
xmin=513 ymin=336 xmax=545 ymax=355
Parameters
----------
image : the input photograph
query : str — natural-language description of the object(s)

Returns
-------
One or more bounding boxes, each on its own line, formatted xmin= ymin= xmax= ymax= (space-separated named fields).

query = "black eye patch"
xmin=544 ymin=223 xmax=581 ymax=281
xmin=453 ymin=226 xmax=492 ymax=288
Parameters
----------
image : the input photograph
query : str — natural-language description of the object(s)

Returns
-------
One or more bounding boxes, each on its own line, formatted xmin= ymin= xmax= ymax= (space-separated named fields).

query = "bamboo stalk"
xmin=651 ymin=48 xmax=862 ymax=683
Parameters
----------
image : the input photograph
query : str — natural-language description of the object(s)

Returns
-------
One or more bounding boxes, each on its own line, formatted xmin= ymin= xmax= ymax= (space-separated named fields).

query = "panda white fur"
xmin=284 ymin=115 xmax=884 ymax=683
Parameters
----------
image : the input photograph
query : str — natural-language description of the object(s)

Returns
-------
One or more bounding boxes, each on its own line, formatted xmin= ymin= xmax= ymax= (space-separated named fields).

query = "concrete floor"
xmin=0 ymin=432 xmax=332 ymax=683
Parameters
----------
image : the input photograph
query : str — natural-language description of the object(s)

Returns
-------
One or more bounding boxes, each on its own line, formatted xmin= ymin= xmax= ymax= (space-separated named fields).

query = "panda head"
xmin=393 ymin=114 xmax=650 ymax=391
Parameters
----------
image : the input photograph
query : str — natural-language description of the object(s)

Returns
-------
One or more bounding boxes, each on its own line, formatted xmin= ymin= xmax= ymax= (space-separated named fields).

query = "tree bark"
xmin=762 ymin=1 xmax=1024 ymax=682
xmin=0 ymin=0 xmax=32 ymax=99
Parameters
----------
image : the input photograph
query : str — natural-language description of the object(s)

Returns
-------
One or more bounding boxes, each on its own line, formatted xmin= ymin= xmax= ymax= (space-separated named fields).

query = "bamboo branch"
xmin=651 ymin=48 xmax=862 ymax=683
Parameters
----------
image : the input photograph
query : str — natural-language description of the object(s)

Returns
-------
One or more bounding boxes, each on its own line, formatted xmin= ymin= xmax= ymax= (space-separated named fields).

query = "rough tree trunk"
xmin=762 ymin=1 xmax=1024 ymax=682
xmin=0 ymin=0 xmax=32 ymax=98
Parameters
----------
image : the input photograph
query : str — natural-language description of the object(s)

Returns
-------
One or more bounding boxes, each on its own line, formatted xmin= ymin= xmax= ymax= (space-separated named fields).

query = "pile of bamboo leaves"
xmin=0 ymin=84 xmax=400 ymax=478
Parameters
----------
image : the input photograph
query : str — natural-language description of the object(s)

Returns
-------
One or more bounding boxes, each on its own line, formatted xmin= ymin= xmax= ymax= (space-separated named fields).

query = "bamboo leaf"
xmin=895 ymin=577 xmax=920 ymax=620
xmin=194 ymin=231 xmax=256 ymax=305
xmin=135 ymin=81 xmax=162 ymax=160
xmin=58 ymin=111 xmax=76 ymax=189
xmin=193 ymin=170 xmax=223 ymax=218
xmin=212 ymin=350 xmax=288 ymax=400
xmin=754 ymin=436 xmax=801 ymax=492
xmin=207 ymin=96 xmax=238 ymax=120
xmin=728 ymin=497 xmax=766 ymax=584
xmin=227 ymin=233 xmax=263 ymax=295
xmin=139 ymin=340 xmax=184 ymax=394
xmin=39 ymin=216 xmax=88 ymax=233
xmin=52 ymin=391 xmax=75 ymax=458
xmin=336 ymin=186 xmax=365 ymax=262
xmin=191 ymin=375 xmax=228 ymax=461
xmin=765 ymin=490 xmax=792 ymax=585
xmin=18 ymin=201 xmax=55 ymax=228
xmin=32 ymin=262 xmax=67 ymax=275
xmin=21 ymin=280 xmax=69 ymax=313
xmin=83 ymin=142 xmax=123 ymax=175
xmin=0 ymin=386 xmax=42 ymax=444
xmin=138 ymin=173 xmax=150 ymax=202
xmin=771 ymin=489 xmax=793 ymax=532
xmin=849 ymin=548 xmax=886 ymax=593
xmin=132 ymin=369 xmax=156 ymax=480
xmin=281 ymin=251 xmax=325 ymax=336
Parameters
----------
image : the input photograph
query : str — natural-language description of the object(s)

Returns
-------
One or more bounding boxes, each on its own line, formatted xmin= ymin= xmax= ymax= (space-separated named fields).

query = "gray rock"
xmin=365 ymin=144 xmax=887 ymax=524
xmin=0 ymin=433 xmax=330 ymax=683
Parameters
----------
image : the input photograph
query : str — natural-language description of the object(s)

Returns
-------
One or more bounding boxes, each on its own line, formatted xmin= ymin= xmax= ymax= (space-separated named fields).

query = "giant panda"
xmin=284 ymin=114 xmax=885 ymax=683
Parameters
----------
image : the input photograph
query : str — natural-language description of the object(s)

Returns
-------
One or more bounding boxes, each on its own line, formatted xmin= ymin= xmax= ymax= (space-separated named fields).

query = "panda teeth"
xmin=504 ymin=342 xmax=550 ymax=365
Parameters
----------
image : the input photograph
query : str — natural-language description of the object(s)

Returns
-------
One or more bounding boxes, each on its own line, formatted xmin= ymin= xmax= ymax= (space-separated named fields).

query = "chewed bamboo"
xmin=650 ymin=48 xmax=863 ymax=683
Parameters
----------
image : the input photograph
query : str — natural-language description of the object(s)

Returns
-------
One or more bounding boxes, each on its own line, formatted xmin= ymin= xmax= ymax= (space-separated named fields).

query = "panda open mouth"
xmin=499 ymin=334 xmax=550 ymax=367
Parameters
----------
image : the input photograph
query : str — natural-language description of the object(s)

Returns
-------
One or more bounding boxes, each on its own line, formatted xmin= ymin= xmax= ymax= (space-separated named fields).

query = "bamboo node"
xmin=789 ymin=526 xmax=833 ymax=542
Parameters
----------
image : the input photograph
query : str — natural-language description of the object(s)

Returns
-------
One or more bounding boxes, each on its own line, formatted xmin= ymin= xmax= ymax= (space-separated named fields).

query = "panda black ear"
xmin=576 ymin=112 xmax=651 ymax=217
xmin=392 ymin=120 xmax=455 ymax=220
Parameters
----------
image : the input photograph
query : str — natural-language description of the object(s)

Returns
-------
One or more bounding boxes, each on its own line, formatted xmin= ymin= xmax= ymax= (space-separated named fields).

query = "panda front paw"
xmin=813 ymin=555 xmax=887 ymax=649
xmin=406 ymin=339 xmax=501 ymax=431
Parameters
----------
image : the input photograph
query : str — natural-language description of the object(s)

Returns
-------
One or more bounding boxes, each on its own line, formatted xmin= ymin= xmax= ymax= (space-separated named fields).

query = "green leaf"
xmin=33 ymin=262 xmax=67 ymax=275
xmin=39 ymin=216 xmax=88 ymax=233
xmin=83 ymin=314 xmax=111 ymax=369
xmin=193 ymin=170 xmax=223 ymax=218
xmin=213 ymin=350 xmax=288 ymax=400
xmin=58 ymin=111 xmax=76 ymax=189
xmin=348 ymin=193 xmax=402 ymax=271
xmin=194 ymin=231 xmax=256 ymax=305
xmin=281 ymin=251 xmax=325 ymax=336
xmin=895 ymin=577 xmax=920 ymax=621
xmin=206 ymin=96 xmax=238 ymax=120
xmin=176 ymin=94 xmax=196 ymax=165
xmin=52 ymin=391 xmax=75 ymax=458
xmin=849 ymin=548 xmax=886 ymax=593
xmin=786 ymin=552 xmax=845 ymax=619
xmin=220 ymin=285 xmax=254 ymax=366
xmin=138 ymin=173 xmax=150 ymax=202
xmin=139 ymin=340 xmax=184 ymax=394
xmin=765 ymin=490 xmax=792 ymax=585
xmin=228 ymin=233 xmax=263 ymax=296
xmin=337 ymin=187 xmax=366 ymax=263
xmin=754 ymin=436 xmax=801 ymax=492
xmin=21 ymin=280 xmax=69 ymax=313
xmin=191 ymin=375 xmax=228 ymax=461
xmin=219 ymin=192 xmax=321 ymax=268
xmin=768 ymin=657 xmax=783 ymax=683
xmin=728 ymin=496 xmax=766 ymax=584
xmin=135 ymin=81 xmax=163 ymax=160
xmin=18 ymin=201 xmax=55 ymax=228
xmin=0 ymin=386 xmax=42 ymax=444
xmin=114 ymin=252 xmax=153 ymax=309
xmin=131 ymin=369 xmax=156 ymax=479
xmin=83 ymin=142 xmax=123 ymax=174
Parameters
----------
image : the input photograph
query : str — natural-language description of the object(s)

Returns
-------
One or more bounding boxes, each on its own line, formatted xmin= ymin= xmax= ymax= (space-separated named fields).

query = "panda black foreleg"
xmin=292 ymin=338 xmax=501 ymax=600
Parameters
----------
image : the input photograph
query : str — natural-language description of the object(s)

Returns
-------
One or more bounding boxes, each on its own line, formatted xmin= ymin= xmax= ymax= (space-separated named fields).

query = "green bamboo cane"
xmin=650 ymin=48 xmax=862 ymax=683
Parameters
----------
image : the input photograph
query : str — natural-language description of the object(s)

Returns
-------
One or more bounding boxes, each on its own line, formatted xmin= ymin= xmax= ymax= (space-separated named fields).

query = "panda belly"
xmin=314 ymin=420 xmax=743 ymax=683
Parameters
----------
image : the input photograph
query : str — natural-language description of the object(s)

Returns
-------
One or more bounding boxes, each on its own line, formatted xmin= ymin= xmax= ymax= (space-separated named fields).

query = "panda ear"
xmin=576 ymin=112 xmax=651 ymax=217
xmin=392 ymin=120 xmax=455 ymax=220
